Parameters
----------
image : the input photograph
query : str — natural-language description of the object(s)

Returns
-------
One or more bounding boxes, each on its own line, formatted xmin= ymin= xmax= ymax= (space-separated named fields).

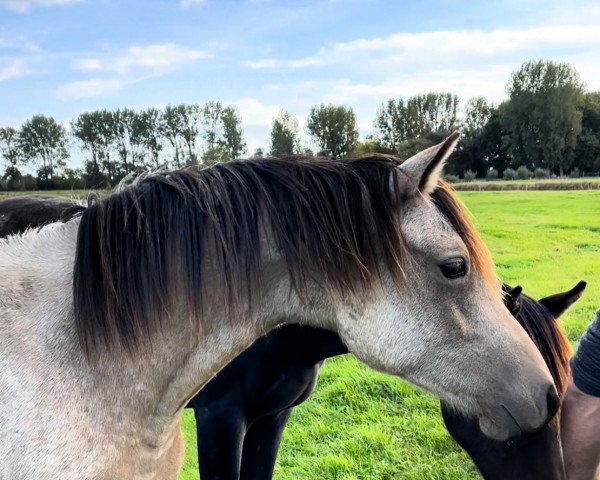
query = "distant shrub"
xmin=486 ymin=169 xmax=499 ymax=180
xmin=570 ymin=167 xmax=580 ymax=178
xmin=52 ymin=175 xmax=86 ymax=190
xmin=534 ymin=168 xmax=550 ymax=179
xmin=3 ymin=174 xmax=37 ymax=191
xmin=463 ymin=170 xmax=477 ymax=182
xmin=444 ymin=174 xmax=459 ymax=183
xmin=516 ymin=165 xmax=533 ymax=180
xmin=503 ymin=168 xmax=518 ymax=180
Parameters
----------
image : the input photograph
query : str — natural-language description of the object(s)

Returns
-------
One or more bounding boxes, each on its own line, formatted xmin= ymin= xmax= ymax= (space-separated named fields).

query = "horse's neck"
xmin=0 ymin=221 xmax=197 ymax=476
xmin=0 ymin=221 xmax=338 ymax=478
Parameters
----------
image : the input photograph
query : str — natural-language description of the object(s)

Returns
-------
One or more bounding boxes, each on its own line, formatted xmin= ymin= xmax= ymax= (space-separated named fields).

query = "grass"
xmin=0 ymin=190 xmax=92 ymax=200
xmin=3 ymin=188 xmax=597 ymax=478
xmin=178 ymin=190 xmax=600 ymax=479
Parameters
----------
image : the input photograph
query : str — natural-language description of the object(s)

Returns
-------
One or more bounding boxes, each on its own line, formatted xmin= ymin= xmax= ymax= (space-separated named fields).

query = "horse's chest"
xmin=247 ymin=364 xmax=320 ymax=420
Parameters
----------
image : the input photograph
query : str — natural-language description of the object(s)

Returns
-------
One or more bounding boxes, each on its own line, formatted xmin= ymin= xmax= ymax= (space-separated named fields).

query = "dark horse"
xmin=0 ymin=193 xmax=582 ymax=479
xmin=0 ymin=194 xmax=85 ymax=237
xmin=442 ymin=281 xmax=585 ymax=480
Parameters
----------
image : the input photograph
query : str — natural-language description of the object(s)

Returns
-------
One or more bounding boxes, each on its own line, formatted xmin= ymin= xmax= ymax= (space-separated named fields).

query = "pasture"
xmin=1 ymin=188 xmax=597 ymax=479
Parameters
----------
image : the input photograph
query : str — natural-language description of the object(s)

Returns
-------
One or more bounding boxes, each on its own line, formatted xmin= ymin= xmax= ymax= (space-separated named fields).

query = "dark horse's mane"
xmin=514 ymin=293 xmax=572 ymax=395
xmin=73 ymin=155 xmax=496 ymax=357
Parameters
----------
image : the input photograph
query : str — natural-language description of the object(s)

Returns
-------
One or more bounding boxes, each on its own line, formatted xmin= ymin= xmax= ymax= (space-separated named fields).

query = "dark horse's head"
xmin=441 ymin=281 xmax=586 ymax=480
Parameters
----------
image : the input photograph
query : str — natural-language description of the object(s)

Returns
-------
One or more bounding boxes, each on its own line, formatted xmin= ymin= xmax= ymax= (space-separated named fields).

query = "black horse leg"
xmin=239 ymin=409 xmax=293 ymax=480
xmin=194 ymin=407 xmax=247 ymax=480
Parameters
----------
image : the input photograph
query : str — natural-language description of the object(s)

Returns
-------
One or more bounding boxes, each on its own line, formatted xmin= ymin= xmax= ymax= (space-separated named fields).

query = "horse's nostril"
xmin=546 ymin=385 xmax=560 ymax=419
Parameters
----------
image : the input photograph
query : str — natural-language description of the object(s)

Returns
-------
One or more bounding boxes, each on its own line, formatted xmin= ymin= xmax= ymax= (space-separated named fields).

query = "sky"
xmin=1 ymin=0 xmax=600 ymax=161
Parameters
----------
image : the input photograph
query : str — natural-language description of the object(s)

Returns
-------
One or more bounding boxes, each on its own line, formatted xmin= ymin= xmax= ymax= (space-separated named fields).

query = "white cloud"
xmin=329 ymin=25 xmax=600 ymax=56
xmin=242 ymin=58 xmax=279 ymax=69
xmin=320 ymin=66 xmax=514 ymax=104
xmin=233 ymin=97 xmax=280 ymax=127
xmin=73 ymin=44 xmax=212 ymax=75
xmin=55 ymin=78 xmax=126 ymax=101
xmin=72 ymin=58 xmax=102 ymax=71
xmin=61 ymin=43 xmax=213 ymax=101
xmin=0 ymin=0 xmax=82 ymax=13
xmin=252 ymin=24 xmax=600 ymax=71
xmin=289 ymin=57 xmax=324 ymax=69
xmin=242 ymin=56 xmax=324 ymax=70
xmin=0 ymin=59 xmax=28 ymax=81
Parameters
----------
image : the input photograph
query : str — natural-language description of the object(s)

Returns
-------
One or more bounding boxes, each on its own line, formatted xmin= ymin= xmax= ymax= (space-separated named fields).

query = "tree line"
xmin=0 ymin=102 xmax=248 ymax=189
xmin=1 ymin=60 xmax=599 ymax=190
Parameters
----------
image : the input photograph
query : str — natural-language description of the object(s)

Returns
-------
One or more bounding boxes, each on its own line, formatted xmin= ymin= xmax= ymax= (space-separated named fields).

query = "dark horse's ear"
xmin=539 ymin=281 xmax=587 ymax=319
xmin=502 ymin=285 xmax=523 ymax=316
xmin=398 ymin=131 xmax=460 ymax=196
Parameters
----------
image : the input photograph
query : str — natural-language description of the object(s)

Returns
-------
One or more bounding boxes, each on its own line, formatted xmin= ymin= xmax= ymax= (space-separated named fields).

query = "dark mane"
xmin=73 ymin=156 xmax=496 ymax=357
xmin=513 ymin=292 xmax=572 ymax=395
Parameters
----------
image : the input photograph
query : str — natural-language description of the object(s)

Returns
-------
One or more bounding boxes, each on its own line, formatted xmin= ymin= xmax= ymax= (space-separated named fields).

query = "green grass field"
xmin=176 ymin=190 xmax=600 ymax=480
xmin=0 ymin=190 xmax=92 ymax=200
xmin=2 ymin=188 xmax=597 ymax=478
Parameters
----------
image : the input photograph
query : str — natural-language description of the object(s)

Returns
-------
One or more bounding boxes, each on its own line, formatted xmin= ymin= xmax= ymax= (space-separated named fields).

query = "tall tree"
xmin=220 ymin=106 xmax=246 ymax=160
xmin=406 ymin=92 xmax=459 ymax=135
xmin=201 ymin=101 xmax=224 ymax=152
xmin=479 ymin=102 xmax=512 ymax=176
xmin=449 ymin=97 xmax=495 ymax=177
xmin=373 ymin=99 xmax=407 ymax=152
xmin=133 ymin=107 xmax=163 ymax=169
xmin=574 ymin=91 xmax=600 ymax=174
xmin=71 ymin=110 xmax=115 ymax=185
xmin=503 ymin=60 xmax=584 ymax=175
xmin=463 ymin=97 xmax=493 ymax=133
xmin=18 ymin=115 xmax=68 ymax=185
xmin=111 ymin=108 xmax=142 ymax=174
xmin=160 ymin=105 xmax=187 ymax=167
xmin=0 ymin=126 xmax=23 ymax=180
xmin=179 ymin=104 xmax=201 ymax=165
xmin=374 ymin=93 xmax=459 ymax=153
xmin=71 ymin=111 xmax=105 ymax=170
xmin=306 ymin=104 xmax=358 ymax=159
xmin=199 ymin=102 xmax=246 ymax=163
xmin=270 ymin=110 xmax=300 ymax=155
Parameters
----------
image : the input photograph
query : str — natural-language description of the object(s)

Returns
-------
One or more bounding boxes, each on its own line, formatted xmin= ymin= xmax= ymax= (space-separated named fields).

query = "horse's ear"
xmin=398 ymin=131 xmax=460 ymax=196
xmin=502 ymin=285 xmax=523 ymax=316
xmin=539 ymin=281 xmax=587 ymax=319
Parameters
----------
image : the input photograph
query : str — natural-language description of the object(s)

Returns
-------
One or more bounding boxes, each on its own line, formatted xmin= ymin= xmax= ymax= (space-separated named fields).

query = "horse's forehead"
xmin=401 ymin=196 xmax=462 ymax=247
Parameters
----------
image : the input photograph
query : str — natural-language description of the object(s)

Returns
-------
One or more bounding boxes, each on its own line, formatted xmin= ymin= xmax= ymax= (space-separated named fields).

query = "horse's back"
xmin=0 ymin=195 xmax=82 ymax=238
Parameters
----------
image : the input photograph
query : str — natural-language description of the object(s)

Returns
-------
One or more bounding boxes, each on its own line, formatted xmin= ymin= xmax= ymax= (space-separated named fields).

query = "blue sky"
xmin=1 ymin=0 xmax=600 ymax=158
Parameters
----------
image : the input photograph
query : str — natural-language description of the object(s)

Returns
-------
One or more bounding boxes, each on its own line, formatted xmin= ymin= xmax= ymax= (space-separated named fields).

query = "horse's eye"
xmin=439 ymin=258 xmax=467 ymax=279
